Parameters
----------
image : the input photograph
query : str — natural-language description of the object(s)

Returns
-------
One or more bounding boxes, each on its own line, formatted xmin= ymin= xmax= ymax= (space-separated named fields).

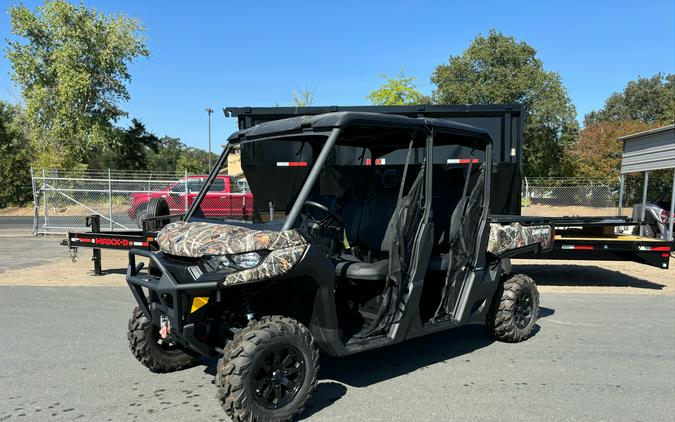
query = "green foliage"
xmin=146 ymin=136 xmax=216 ymax=174
xmin=6 ymin=0 xmax=149 ymax=169
xmin=368 ymin=70 xmax=426 ymax=105
xmin=291 ymin=89 xmax=315 ymax=107
xmin=88 ymin=119 xmax=159 ymax=170
xmin=431 ymin=29 xmax=578 ymax=177
xmin=584 ymin=74 xmax=675 ymax=125
xmin=0 ymin=101 xmax=33 ymax=207
xmin=177 ymin=147 xmax=216 ymax=173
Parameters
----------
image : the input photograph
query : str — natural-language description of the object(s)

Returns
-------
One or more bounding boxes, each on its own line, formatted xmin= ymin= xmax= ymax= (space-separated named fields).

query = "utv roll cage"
xmin=186 ymin=111 xmax=492 ymax=230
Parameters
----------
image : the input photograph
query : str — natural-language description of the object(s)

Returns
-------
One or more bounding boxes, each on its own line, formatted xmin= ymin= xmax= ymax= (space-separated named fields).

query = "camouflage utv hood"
xmin=156 ymin=221 xmax=308 ymax=285
xmin=487 ymin=223 xmax=553 ymax=256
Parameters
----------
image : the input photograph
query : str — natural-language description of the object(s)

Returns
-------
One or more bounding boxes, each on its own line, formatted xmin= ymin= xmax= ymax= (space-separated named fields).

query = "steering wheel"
xmin=301 ymin=200 xmax=344 ymax=232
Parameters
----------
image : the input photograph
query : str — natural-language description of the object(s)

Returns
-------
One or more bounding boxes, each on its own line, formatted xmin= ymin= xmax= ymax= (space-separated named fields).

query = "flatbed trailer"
xmin=538 ymin=216 xmax=671 ymax=269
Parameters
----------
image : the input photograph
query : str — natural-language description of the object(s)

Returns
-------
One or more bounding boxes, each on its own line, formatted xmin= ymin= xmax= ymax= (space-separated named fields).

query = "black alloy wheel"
xmin=251 ymin=344 xmax=306 ymax=409
xmin=514 ymin=290 xmax=534 ymax=329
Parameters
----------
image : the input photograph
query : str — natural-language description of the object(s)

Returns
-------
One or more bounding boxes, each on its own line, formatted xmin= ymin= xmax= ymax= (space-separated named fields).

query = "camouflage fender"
xmin=156 ymin=221 xmax=307 ymax=257
xmin=222 ymin=244 xmax=307 ymax=285
xmin=155 ymin=221 xmax=308 ymax=285
xmin=488 ymin=223 xmax=552 ymax=255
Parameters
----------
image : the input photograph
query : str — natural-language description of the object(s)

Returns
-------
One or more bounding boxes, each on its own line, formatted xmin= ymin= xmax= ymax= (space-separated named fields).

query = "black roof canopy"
xmin=226 ymin=111 xmax=492 ymax=150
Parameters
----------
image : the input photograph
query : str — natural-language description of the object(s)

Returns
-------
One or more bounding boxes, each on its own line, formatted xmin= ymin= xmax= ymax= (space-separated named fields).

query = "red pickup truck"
xmin=128 ymin=175 xmax=253 ymax=226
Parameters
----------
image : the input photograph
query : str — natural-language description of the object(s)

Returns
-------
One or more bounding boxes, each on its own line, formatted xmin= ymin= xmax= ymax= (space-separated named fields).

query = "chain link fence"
xmin=31 ymin=169 xmax=672 ymax=234
xmin=31 ymin=169 xmax=252 ymax=234
xmin=522 ymin=173 xmax=673 ymax=218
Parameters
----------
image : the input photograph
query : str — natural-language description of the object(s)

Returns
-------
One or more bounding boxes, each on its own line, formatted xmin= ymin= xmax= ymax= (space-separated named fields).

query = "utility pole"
xmin=206 ymin=107 xmax=213 ymax=169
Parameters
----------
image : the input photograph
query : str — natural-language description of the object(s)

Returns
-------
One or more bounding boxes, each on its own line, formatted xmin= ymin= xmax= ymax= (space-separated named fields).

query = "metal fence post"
xmin=524 ymin=177 xmax=529 ymax=209
xmin=42 ymin=168 xmax=48 ymax=230
xmin=184 ymin=169 xmax=189 ymax=212
xmin=108 ymin=168 xmax=113 ymax=230
xmin=30 ymin=167 xmax=38 ymax=236
xmin=639 ymin=171 xmax=649 ymax=236
xmin=669 ymin=169 xmax=675 ymax=241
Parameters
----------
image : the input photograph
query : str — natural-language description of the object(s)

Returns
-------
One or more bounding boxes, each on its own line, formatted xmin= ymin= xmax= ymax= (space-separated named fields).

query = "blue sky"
xmin=1 ymin=0 xmax=673 ymax=151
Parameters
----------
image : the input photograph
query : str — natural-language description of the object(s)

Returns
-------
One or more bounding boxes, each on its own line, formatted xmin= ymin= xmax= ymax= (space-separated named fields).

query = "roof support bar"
xmin=669 ymin=169 xmax=675 ymax=241
xmin=640 ymin=171 xmax=649 ymax=236
xmin=618 ymin=173 xmax=625 ymax=216
xmin=282 ymin=128 xmax=341 ymax=231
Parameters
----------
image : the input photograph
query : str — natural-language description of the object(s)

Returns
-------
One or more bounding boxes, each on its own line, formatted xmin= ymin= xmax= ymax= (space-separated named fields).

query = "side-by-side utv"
xmin=126 ymin=112 xmax=553 ymax=421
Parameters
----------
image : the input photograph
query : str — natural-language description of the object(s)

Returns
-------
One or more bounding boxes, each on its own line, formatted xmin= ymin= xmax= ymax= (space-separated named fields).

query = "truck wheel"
xmin=216 ymin=316 xmax=319 ymax=422
xmin=487 ymin=274 xmax=539 ymax=343
xmin=127 ymin=306 xmax=194 ymax=373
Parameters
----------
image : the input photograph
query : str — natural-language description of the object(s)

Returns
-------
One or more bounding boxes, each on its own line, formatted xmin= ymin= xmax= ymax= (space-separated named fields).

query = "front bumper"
xmin=126 ymin=248 xmax=220 ymax=355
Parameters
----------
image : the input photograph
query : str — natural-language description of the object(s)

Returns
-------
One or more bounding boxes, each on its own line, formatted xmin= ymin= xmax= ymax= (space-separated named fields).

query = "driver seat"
xmin=335 ymin=258 xmax=389 ymax=281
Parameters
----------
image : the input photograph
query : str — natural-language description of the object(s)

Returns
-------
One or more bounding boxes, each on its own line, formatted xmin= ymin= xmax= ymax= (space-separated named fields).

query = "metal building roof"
xmin=620 ymin=124 xmax=675 ymax=174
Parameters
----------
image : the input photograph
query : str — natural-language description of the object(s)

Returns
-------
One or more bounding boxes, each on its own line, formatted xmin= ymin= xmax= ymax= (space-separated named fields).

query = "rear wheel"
xmin=127 ymin=306 xmax=194 ymax=372
xmin=216 ymin=316 xmax=319 ymax=422
xmin=487 ymin=274 xmax=539 ymax=343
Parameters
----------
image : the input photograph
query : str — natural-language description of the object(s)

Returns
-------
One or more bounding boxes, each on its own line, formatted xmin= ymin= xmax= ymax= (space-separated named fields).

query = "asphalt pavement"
xmin=0 ymin=217 xmax=67 ymax=273
xmin=0 ymin=287 xmax=673 ymax=421
xmin=0 ymin=216 xmax=33 ymax=231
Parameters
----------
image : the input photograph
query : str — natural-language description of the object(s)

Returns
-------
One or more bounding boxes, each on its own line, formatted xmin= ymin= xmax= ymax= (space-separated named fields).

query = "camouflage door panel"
xmin=487 ymin=222 xmax=552 ymax=255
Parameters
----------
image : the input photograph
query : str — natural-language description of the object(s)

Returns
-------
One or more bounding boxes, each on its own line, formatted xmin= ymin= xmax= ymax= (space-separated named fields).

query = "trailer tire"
xmin=632 ymin=224 xmax=657 ymax=238
xmin=134 ymin=204 xmax=148 ymax=228
xmin=145 ymin=197 xmax=171 ymax=229
xmin=487 ymin=273 xmax=539 ymax=343
xmin=127 ymin=306 xmax=194 ymax=373
xmin=216 ymin=316 xmax=319 ymax=422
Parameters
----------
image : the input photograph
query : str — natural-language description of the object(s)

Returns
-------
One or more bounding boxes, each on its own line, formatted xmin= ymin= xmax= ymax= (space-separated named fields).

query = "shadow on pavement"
xmin=198 ymin=307 xmax=555 ymax=419
xmin=513 ymin=263 xmax=666 ymax=290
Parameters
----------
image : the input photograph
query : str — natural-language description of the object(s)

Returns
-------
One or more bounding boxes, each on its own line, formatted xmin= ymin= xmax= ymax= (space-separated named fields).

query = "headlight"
xmin=230 ymin=251 xmax=262 ymax=269
xmin=212 ymin=255 xmax=231 ymax=269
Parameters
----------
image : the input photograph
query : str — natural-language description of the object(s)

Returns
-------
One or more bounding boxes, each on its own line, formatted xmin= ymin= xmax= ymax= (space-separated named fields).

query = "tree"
xmin=570 ymin=120 xmax=659 ymax=179
xmin=431 ymin=30 xmax=578 ymax=177
xmin=89 ymin=119 xmax=159 ymax=170
xmin=584 ymin=74 xmax=674 ymax=125
xmin=0 ymin=102 xmax=33 ymax=207
xmin=147 ymin=137 xmax=184 ymax=173
xmin=6 ymin=0 xmax=149 ymax=169
xmin=146 ymin=137 xmax=216 ymax=174
xmin=367 ymin=70 xmax=426 ymax=105
xmin=291 ymin=89 xmax=315 ymax=107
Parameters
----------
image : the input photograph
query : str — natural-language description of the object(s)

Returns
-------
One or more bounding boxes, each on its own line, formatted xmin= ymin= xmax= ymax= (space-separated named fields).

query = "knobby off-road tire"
xmin=127 ymin=306 xmax=195 ymax=373
xmin=216 ymin=316 xmax=319 ymax=422
xmin=487 ymin=273 xmax=540 ymax=343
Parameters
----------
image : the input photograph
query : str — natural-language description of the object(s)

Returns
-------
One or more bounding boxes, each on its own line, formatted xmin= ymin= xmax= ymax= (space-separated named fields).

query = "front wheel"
xmin=127 ymin=306 xmax=195 ymax=372
xmin=487 ymin=273 xmax=540 ymax=343
xmin=216 ymin=316 xmax=319 ymax=422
